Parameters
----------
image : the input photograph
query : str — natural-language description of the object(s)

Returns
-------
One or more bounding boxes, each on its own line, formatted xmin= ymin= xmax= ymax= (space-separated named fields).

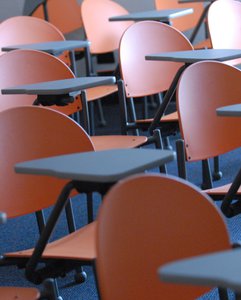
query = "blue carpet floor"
xmin=1 ymin=99 xmax=241 ymax=299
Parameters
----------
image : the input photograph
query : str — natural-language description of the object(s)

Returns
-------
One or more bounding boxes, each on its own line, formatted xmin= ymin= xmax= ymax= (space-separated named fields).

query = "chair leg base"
xmin=40 ymin=278 xmax=63 ymax=300
xmin=74 ymin=270 xmax=88 ymax=284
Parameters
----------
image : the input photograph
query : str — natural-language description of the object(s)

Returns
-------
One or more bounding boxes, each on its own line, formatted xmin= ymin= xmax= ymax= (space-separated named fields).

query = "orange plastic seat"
xmin=0 ymin=49 xmax=148 ymax=152
xmin=207 ymin=0 xmax=241 ymax=66
xmin=176 ymin=61 xmax=241 ymax=212
xmin=29 ymin=0 xmax=83 ymax=34
xmin=96 ymin=173 xmax=231 ymax=299
xmin=0 ymin=287 xmax=40 ymax=300
xmin=81 ymin=0 xmax=132 ymax=56
xmin=155 ymin=0 xmax=204 ymax=32
xmin=80 ymin=0 xmax=133 ymax=104
xmin=118 ymin=21 xmax=193 ymax=139
xmin=0 ymin=16 xmax=70 ymax=65
xmin=154 ymin=0 xmax=210 ymax=48
xmin=0 ymin=106 xmax=96 ymax=296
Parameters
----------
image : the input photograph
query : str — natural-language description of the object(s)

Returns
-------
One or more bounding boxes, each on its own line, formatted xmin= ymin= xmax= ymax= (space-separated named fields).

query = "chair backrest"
xmin=0 ymin=106 xmax=94 ymax=219
xmin=119 ymin=21 xmax=193 ymax=98
xmin=0 ymin=16 xmax=70 ymax=65
xmin=177 ymin=60 xmax=241 ymax=162
xmin=81 ymin=0 xmax=133 ymax=54
xmin=207 ymin=0 xmax=241 ymax=65
xmin=0 ymin=49 xmax=81 ymax=115
xmin=96 ymin=173 xmax=230 ymax=299
xmin=29 ymin=0 xmax=83 ymax=34
xmin=155 ymin=0 xmax=204 ymax=32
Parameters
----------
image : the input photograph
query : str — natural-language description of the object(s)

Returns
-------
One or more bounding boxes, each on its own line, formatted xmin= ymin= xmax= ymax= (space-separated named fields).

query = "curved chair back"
xmin=96 ymin=174 xmax=230 ymax=299
xmin=119 ymin=21 xmax=193 ymax=98
xmin=0 ymin=49 xmax=81 ymax=115
xmin=0 ymin=106 xmax=94 ymax=218
xmin=177 ymin=61 xmax=241 ymax=162
xmin=155 ymin=0 xmax=204 ymax=32
xmin=0 ymin=16 xmax=70 ymax=65
xmin=207 ymin=0 xmax=241 ymax=65
xmin=81 ymin=0 xmax=133 ymax=54
xmin=30 ymin=0 xmax=83 ymax=34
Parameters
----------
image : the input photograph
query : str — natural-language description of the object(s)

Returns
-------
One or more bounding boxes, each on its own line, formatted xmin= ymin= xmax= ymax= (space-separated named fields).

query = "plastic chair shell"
xmin=31 ymin=0 xmax=83 ymax=34
xmin=0 ymin=16 xmax=69 ymax=64
xmin=119 ymin=21 xmax=193 ymax=98
xmin=155 ymin=0 xmax=204 ymax=32
xmin=0 ymin=106 xmax=94 ymax=218
xmin=96 ymin=174 xmax=230 ymax=300
xmin=0 ymin=287 xmax=40 ymax=300
xmin=81 ymin=0 xmax=133 ymax=54
xmin=177 ymin=61 xmax=241 ymax=162
xmin=207 ymin=0 xmax=241 ymax=65
xmin=0 ymin=49 xmax=80 ymax=115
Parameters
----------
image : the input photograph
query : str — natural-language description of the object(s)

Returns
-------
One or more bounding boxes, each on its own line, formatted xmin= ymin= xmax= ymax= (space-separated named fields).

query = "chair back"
xmin=155 ymin=0 xmax=204 ymax=32
xmin=0 ymin=16 xmax=70 ymax=65
xmin=0 ymin=106 xmax=94 ymax=218
xmin=208 ymin=0 xmax=241 ymax=65
xmin=0 ymin=49 xmax=81 ymax=115
xmin=96 ymin=173 xmax=230 ymax=300
xmin=119 ymin=21 xmax=193 ymax=98
xmin=81 ymin=0 xmax=133 ymax=54
xmin=30 ymin=0 xmax=83 ymax=34
xmin=177 ymin=61 xmax=241 ymax=162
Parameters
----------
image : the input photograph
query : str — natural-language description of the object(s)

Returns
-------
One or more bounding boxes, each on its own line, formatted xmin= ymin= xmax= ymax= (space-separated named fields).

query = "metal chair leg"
xmin=40 ymin=278 xmax=63 ymax=300
xmin=213 ymin=156 xmax=223 ymax=181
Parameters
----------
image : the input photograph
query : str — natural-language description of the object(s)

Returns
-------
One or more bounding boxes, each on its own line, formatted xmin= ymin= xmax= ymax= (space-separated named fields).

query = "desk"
xmin=15 ymin=148 xmax=175 ymax=280
xmin=109 ymin=8 xmax=193 ymax=23
xmin=159 ymin=248 xmax=241 ymax=298
xmin=216 ymin=104 xmax=241 ymax=117
xmin=146 ymin=49 xmax=241 ymax=132
xmin=1 ymin=40 xmax=91 ymax=76
xmin=15 ymin=148 xmax=174 ymax=187
xmin=1 ymin=76 xmax=116 ymax=97
xmin=2 ymin=76 xmax=116 ymax=133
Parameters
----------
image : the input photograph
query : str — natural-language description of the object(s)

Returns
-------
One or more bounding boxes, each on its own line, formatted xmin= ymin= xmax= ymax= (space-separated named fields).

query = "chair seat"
xmin=5 ymin=222 xmax=96 ymax=261
xmin=204 ymin=183 xmax=241 ymax=196
xmin=136 ymin=111 xmax=178 ymax=124
xmin=0 ymin=287 xmax=40 ymax=300
xmin=86 ymin=85 xmax=118 ymax=101
xmin=91 ymin=135 xmax=148 ymax=150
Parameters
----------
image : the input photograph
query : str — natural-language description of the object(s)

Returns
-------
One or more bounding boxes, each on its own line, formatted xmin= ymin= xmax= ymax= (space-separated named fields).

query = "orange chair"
xmin=0 ymin=16 xmax=117 ymax=129
xmin=207 ymin=0 xmax=241 ymax=66
xmin=0 ymin=106 xmax=96 ymax=299
xmin=0 ymin=49 xmax=148 ymax=153
xmin=118 ymin=21 xmax=193 ymax=146
xmin=176 ymin=61 xmax=241 ymax=215
xmin=26 ymin=0 xmax=83 ymax=35
xmin=81 ymin=0 xmax=134 ymax=128
xmin=0 ymin=16 xmax=71 ymax=66
xmin=96 ymin=173 xmax=231 ymax=299
xmin=154 ymin=0 xmax=211 ymax=48
xmin=81 ymin=0 xmax=132 ymax=58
